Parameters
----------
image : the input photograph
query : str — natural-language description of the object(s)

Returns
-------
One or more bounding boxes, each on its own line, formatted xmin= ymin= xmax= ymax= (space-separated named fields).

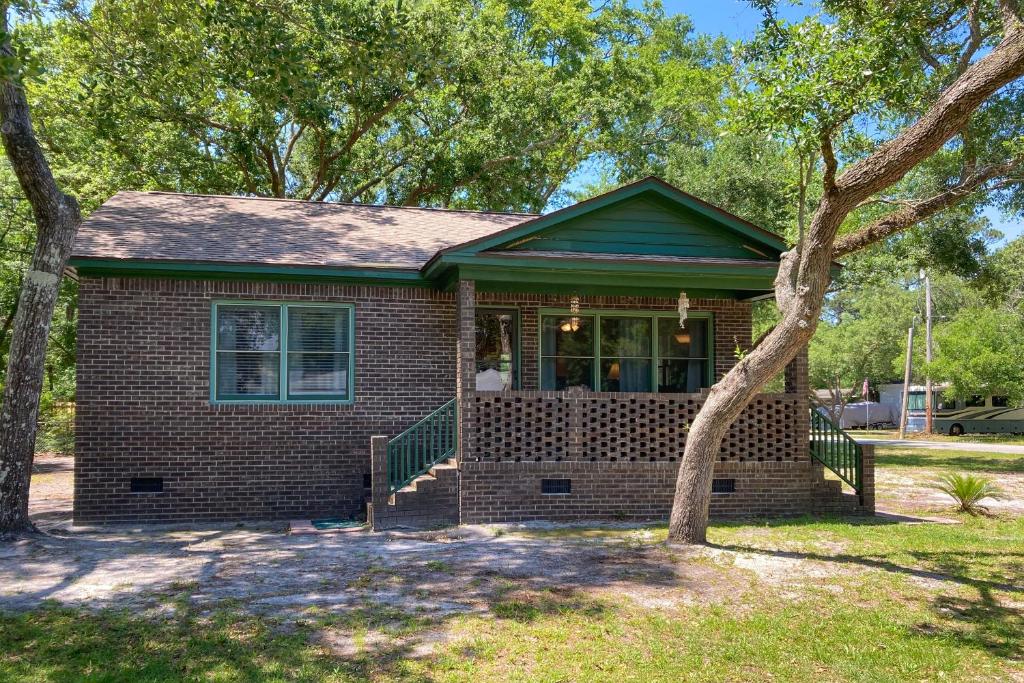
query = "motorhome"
xmin=932 ymin=395 xmax=1024 ymax=436
xmin=878 ymin=383 xmax=1023 ymax=435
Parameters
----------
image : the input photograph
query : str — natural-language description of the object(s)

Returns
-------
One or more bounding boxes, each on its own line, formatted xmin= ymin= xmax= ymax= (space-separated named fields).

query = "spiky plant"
xmin=932 ymin=473 xmax=1003 ymax=515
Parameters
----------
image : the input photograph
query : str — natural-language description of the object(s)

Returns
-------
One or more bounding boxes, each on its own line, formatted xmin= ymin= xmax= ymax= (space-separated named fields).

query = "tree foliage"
xmin=35 ymin=0 xmax=670 ymax=210
xmin=929 ymin=306 xmax=1024 ymax=404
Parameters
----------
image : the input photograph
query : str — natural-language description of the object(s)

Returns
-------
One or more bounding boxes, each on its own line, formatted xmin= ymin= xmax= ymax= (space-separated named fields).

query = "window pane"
xmin=541 ymin=357 xmax=594 ymax=390
xmin=217 ymin=306 xmax=280 ymax=351
xmin=600 ymin=317 xmax=651 ymax=357
xmin=601 ymin=358 xmax=652 ymax=392
xmin=216 ymin=352 xmax=280 ymax=398
xmin=288 ymin=352 xmax=349 ymax=397
xmin=658 ymin=359 xmax=707 ymax=393
xmin=541 ymin=315 xmax=594 ymax=357
xmin=288 ymin=307 xmax=350 ymax=352
xmin=476 ymin=310 xmax=517 ymax=390
xmin=658 ymin=318 xmax=707 ymax=358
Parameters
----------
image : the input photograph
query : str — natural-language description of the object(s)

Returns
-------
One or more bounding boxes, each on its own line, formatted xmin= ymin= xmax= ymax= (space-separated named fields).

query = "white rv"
xmin=878 ymin=383 xmax=1023 ymax=435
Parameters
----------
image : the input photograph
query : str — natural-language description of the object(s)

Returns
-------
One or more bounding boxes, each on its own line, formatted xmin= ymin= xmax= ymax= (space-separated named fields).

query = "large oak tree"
xmin=669 ymin=0 xmax=1024 ymax=542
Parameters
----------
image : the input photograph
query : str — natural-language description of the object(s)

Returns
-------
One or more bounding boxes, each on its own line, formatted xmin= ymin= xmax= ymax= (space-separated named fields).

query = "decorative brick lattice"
xmin=464 ymin=390 xmax=802 ymax=463
xmin=468 ymin=394 xmax=569 ymax=461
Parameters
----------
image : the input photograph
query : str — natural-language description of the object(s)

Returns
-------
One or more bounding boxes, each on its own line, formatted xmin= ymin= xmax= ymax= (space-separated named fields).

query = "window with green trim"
xmin=539 ymin=311 xmax=712 ymax=393
xmin=213 ymin=302 xmax=354 ymax=402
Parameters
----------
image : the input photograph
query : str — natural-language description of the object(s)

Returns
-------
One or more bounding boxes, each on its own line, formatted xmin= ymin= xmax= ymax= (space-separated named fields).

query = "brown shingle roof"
xmin=72 ymin=191 xmax=537 ymax=270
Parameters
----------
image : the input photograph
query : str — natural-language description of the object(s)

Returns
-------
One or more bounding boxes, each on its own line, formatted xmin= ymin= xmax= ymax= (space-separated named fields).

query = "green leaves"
xmin=928 ymin=306 xmax=1024 ymax=405
xmin=931 ymin=472 xmax=1003 ymax=515
xmin=27 ymin=0 xmax=668 ymax=209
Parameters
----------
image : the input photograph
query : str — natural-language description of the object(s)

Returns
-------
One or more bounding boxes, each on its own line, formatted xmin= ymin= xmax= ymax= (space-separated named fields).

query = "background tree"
xmin=809 ymin=282 xmax=917 ymax=420
xmin=43 ymin=0 xmax=669 ymax=210
xmin=928 ymin=307 xmax=1024 ymax=404
xmin=668 ymin=0 xmax=1024 ymax=543
xmin=0 ymin=0 xmax=82 ymax=537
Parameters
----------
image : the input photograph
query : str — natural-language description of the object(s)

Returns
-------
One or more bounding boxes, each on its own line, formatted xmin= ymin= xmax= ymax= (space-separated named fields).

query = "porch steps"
xmin=810 ymin=473 xmax=868 ymax=515
xmin=370 ymin=458 xmax=460 ymax=530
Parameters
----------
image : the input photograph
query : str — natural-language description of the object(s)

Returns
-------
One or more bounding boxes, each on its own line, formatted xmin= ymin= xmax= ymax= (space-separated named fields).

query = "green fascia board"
xmin=440 ymin=253 xmax=779 ymax=277
xmin=424 ymin=178 xmax=789 ymax=273
xmin=449 ymin=263 xmax=774 ymax=292
xmin=69 ymin=257 xmax=430 ymax=287
xmin=474 ymin=280 xmax=747 ymax=299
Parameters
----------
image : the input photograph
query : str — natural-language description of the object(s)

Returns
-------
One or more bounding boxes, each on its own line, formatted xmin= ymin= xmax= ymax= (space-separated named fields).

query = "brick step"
xmin=375 ymin=459 xmax=460 ymax=531
xmin=812 ymin=492 xmax=864 ymax=514
xmin=813 ymin=479 xmax=843 ymax=494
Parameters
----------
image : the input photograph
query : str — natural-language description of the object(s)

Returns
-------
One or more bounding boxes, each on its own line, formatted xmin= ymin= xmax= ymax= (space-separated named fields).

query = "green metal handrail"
xmin=387 ymin=399 xmax=458 ymax=494
xmin=809 ymin=408 xmax=863 ymax=497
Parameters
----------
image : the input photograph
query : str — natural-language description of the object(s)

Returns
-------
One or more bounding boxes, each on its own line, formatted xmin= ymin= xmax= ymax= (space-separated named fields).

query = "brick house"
xmin=69 ymin=177 xmax=872 ymax=527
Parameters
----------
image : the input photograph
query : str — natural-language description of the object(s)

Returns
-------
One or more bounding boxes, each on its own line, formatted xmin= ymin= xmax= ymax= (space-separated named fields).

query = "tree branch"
xmin=832 ymin=159 xmax=1020 ymax=257
xmin=835 ymin=23 xmax=1024 ymax=206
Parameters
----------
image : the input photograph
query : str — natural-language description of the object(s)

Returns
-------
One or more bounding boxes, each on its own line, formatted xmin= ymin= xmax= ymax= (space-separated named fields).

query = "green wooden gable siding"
xmin=495 ymin=195 xmax=775 ymax=260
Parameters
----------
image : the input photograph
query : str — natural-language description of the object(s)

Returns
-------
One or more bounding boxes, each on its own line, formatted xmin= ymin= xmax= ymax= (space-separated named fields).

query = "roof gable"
xmin=493 ymin=194 xmax=772 ymax=260
xmin=436 ymin=177 xmax=787 ymax=261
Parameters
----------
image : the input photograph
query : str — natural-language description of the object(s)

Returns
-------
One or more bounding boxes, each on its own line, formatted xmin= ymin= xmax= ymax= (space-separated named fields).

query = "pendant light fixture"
xmin=674 ymin=291 xmax=690 ymax=344
xmin=560 ymin=294 xmax=582 ymax=333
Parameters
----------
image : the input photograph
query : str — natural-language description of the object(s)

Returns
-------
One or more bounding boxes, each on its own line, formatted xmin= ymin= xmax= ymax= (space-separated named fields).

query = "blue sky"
xmin=588 ymin=1 xmax=1023 ymax=243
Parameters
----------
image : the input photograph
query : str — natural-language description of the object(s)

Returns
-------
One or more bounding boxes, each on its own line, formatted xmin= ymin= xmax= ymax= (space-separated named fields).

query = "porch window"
xmin=657 ymin=317 xmax=709 ymax=393
xmin=600 ymin=317 xmax=652 ymax=392
xmin=540 ymin=315 xmax=596 ymax=390
xmin=212 ymin=302 xmax=354 ymax=403
xmin=539 ymin=311 xmax=712 ymax=393
xmin=475 ymin=309 xmax=519 ymax=390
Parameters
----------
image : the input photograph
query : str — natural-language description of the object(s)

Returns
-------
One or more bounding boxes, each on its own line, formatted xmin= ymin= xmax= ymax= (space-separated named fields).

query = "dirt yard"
xmin=2 ymin=449 xmax=1021 ymax=681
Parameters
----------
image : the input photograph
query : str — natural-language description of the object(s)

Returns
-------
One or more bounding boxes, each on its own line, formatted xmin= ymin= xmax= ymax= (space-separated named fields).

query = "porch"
xmin=367 ymin=281 xmax=872 ymax=530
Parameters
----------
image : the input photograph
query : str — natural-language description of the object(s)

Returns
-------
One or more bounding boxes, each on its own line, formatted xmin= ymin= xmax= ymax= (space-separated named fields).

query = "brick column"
xmin=785 ymin=345 xmax=810 ymax=459
xmin=369 ymin=435 xmax=390 ymax=531
xmin=858 ymin=443 xmax=876 ymax=513
xmin=455 ymin=279 xmax=476 ymax=461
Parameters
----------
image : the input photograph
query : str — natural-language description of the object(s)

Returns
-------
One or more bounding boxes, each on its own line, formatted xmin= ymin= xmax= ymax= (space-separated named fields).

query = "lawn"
xmin=857 ymin=428 xmax=1024 ymax=445
xmin=2 ymin=446 xmax=1021 ymax=682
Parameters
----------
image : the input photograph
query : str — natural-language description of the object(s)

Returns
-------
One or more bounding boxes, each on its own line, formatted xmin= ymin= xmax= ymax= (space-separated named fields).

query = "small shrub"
xmin=931 ymin=473 xmax=1003 ymax=515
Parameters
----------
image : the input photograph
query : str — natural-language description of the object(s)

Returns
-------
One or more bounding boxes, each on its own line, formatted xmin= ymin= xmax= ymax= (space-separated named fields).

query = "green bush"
xmin=931 ymin=472 xmax=1003 ymax=515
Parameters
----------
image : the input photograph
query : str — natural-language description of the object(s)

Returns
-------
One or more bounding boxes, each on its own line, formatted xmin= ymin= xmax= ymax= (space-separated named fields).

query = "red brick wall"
xmin=459 ymin=461 xmax=820 ymax=523
xmin=74 ymin=277 xmax=459 ymax=523
xmin=75 ymin=278 xmax=768 ymax=523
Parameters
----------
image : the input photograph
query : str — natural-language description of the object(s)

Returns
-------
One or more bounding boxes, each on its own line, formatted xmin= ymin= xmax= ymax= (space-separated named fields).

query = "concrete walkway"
xmin=855 ymin=437 xmax=1024 ymax=455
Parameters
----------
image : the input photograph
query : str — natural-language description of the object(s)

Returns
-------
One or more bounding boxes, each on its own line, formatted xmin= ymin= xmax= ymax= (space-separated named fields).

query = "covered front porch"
xmin=367 ymin=179 xmax=871 ymax=529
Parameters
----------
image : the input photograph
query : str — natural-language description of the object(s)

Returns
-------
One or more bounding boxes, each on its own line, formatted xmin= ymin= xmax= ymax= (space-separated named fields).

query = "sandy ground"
xmin=873 ymin=456 xmax=1024 ymax=516
xmin=3 ymin=451 xmax=1018 ymax=651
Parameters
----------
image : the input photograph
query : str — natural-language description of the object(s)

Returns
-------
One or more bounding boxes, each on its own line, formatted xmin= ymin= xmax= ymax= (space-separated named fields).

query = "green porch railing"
xmin=387 ymin=398 xmax=458 ymax=494
xmin=809 ymin=408 xmax=863 ymax=499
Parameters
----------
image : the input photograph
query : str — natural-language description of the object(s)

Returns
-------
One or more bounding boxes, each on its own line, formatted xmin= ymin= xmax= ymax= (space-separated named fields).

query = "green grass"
xmin=4 ymin=516 xmax=1020 ymax=682
xmin=857 ymin=429 xmax=1024 ymax=445
xmin=0 ymin=605 xmax=360 ymax=682
xmin=432 ymin=580 xmax=1018 ymax=682
xmin=5 ymin=447 xmax=1021 ymax=682
xmin=875 ymin=447 xmax=1024 ymax=474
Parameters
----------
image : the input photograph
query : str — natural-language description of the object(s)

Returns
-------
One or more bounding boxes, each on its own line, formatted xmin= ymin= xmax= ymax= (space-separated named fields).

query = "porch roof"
xmin=69 ymin=177 xmax=795 ymax=299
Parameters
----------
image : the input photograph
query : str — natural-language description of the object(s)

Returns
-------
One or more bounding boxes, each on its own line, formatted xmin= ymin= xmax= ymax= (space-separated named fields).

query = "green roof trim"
xmin=69 ymin=257 xmax=431 ymax=287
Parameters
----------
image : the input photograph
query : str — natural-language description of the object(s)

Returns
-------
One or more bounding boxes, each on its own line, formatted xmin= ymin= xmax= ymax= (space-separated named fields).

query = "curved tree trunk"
xmin=669 ymin=15 xmax=1024 ymax=543
xmin=0 ymin=5 xmax=82 ymax=538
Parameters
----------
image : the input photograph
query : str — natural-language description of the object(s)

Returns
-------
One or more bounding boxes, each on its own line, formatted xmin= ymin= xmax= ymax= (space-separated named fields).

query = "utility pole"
xmin=898 ymin=325 xmax=915 ymax=440
xmin=922 ymin=269 xmax=933 ymax=434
